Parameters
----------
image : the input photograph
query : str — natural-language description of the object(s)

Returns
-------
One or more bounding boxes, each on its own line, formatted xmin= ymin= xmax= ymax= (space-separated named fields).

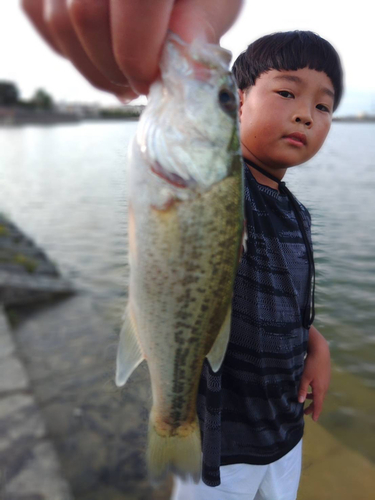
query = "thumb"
xmin=298 ymin=377 xmax=310 ymax=403
xmin=169 ymin=0 xmax=244 ymax=44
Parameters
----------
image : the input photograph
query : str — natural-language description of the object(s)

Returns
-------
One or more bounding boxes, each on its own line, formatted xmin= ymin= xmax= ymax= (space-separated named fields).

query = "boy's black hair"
xmin=232 ymin=31 xmax=344 ymax=111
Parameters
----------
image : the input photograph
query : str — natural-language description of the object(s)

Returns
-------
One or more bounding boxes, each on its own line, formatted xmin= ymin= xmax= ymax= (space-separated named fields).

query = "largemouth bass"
xmin=116 ymin=33 xmax=243 ymax=483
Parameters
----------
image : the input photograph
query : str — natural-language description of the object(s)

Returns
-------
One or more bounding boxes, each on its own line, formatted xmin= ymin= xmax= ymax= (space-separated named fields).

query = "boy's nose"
xmin=294 ymin=114 xmax=312 ymax=127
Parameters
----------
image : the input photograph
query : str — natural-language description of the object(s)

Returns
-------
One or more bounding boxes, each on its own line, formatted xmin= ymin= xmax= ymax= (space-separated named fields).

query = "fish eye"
xmin=218 ymin=88 xmax=237 ymax=116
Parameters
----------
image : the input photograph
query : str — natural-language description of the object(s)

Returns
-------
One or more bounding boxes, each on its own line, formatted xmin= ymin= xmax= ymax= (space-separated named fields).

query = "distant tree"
xmin=0 ymin=81 xmax=19 ymax=106
xmin=32 ymin=88 xmax=54 ymax=110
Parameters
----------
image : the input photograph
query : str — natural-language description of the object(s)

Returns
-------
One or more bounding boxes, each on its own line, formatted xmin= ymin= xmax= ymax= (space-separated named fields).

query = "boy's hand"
xmin=298 ymin=325 xmax=331 ymax=422
xmin=21 ymin=0 xmax=243 ymax=99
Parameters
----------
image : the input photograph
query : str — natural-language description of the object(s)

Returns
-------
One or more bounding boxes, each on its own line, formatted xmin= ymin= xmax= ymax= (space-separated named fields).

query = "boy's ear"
xmin=238 ymin=89 xmax=244 ymax=122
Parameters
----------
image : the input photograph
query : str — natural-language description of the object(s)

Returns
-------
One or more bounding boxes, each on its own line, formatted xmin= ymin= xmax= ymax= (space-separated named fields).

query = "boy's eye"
xmin=316 ymin=104 xmax=330 ymax=113
xmin=277 ymin=91 xmax=294 ymax=98
xmin=218 ymin=88 xmax=237 ymax=116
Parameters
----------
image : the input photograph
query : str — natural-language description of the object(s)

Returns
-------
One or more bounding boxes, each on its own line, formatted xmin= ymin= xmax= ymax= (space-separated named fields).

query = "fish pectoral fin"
xmin=115 ymin=304 xmax=144 ymax=387
xmin=206 ymin=306 xmax=232 ymax=373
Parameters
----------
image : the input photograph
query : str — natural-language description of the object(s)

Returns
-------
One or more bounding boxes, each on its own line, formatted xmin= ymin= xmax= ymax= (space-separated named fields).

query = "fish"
xmin=115 ymin=33 xmax=243 ymax=484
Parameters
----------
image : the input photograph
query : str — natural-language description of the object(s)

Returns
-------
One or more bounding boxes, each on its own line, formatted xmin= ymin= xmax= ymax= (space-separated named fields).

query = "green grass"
xmin=0 ymin=224 xmax=9 ymax=236
xmin=13 ymin=253 xmax=38 ymax=273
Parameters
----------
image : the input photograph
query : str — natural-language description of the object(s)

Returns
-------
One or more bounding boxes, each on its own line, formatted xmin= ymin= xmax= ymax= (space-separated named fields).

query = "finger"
xmin=67 ymin=0 xmax=128 ymax=85
xmin=312 ymin=393 xmax=323 ymax=422
xmin=298 ymin=377 xmax=311 ymax=403
xmin=44 ymin=0 xmax=134 ymax=98
xmin=22 ymin=0 xmax=64 ymax=56
xmin=304 ymin=403 xmax=314 ymax=416
xmin=169 ymin=0 xmax=244 ymax=45
xmin=110 ymin=0 xmax=175 ymax=95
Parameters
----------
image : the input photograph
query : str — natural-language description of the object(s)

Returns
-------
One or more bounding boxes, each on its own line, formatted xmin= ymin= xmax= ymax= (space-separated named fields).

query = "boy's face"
xmin=238 ymin=67 xmax=334 ymax=170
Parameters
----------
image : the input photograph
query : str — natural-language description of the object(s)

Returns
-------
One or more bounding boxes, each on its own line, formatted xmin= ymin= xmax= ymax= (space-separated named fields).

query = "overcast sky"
xmin=1 ymin=1 xmax=374 ymax=116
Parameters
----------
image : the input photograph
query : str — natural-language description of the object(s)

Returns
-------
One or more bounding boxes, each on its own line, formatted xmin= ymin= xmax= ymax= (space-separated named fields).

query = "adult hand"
xmin=22 ymin=0 xmax=243 ymax=101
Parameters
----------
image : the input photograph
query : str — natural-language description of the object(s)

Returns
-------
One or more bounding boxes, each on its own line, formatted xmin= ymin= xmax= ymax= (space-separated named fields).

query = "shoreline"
xmin=0 ymin=106 xmax=374 ymax=126
xmin=0 ymin=106 xmax=142 ymax=126
xmin=1 ymin=214 xmax=374 ymax=499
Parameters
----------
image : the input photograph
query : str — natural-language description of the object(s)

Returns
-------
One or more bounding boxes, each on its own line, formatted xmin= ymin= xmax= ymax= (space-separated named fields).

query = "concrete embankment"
xmin=0 ymin=307 xmax=73 ymax=499
xmin=300 ymin=415 xmax=375 ymax=499
xmin=0 ymin=214 xmax=74 ymax=499
xmin=0 ymin=214 xmax=74 ymax=306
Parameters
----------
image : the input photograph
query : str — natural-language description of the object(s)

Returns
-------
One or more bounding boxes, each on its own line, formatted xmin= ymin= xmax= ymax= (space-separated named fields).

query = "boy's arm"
xmin=298 ymin=324 xmax=331 ymax=422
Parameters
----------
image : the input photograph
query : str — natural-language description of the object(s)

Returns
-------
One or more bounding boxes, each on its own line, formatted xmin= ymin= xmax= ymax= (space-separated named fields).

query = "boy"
xmin=172 ymin=31 xmax=343 ymax=500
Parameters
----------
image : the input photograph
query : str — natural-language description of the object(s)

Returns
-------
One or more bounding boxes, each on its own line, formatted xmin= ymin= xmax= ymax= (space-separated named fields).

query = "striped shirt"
xmin=197 ymin=165 xmax=311 ymax=486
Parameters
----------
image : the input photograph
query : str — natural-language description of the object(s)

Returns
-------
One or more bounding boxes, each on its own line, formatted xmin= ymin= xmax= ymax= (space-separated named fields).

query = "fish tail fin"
xmin=147 ymin=409 xmax=202 ymax=485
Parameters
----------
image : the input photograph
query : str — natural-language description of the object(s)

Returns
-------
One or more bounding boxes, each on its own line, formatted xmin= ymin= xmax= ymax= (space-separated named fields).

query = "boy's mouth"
xmin=284 ymin=133 xmax=307 ymax=146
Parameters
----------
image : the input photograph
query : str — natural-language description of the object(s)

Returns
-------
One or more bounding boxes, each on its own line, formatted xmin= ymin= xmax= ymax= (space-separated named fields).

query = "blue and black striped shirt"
xmin=198 ymin=165 xmax=311 ymax=486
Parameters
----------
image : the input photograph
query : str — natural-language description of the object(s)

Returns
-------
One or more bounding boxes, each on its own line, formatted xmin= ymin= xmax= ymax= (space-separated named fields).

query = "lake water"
xmin=1 ymin=120 xmax=374 ymax=464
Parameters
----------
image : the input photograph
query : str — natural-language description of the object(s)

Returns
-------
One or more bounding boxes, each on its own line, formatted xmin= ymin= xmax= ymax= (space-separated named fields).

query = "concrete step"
xmin=0 ymin=308 xmax=74 ymax=500
xmin=300 ymin=417 xmax=375 ymax=500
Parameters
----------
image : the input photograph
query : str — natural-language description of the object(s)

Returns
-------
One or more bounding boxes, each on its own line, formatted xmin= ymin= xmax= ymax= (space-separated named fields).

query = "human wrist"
xmin=307 ymin=326 xmax=330 ymax=356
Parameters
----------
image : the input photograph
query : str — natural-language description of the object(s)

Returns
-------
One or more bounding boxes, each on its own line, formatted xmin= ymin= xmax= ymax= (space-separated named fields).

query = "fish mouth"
xmin=159 ymin=32 xmax=233 ymax=87
xmin=284 ymin=133 xmax=307 ymax=146
xmin=151 ymin=161 xmax=197 ymax=189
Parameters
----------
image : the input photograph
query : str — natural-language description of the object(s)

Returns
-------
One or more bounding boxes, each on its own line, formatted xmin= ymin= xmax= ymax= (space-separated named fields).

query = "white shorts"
xmin=171 ymin=439 xmax=302 ymax=500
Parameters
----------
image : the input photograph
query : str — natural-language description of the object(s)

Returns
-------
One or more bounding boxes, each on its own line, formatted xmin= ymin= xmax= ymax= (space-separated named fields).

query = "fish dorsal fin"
xmin=206 ymin=306 xmax=232 ymax=373
xmin=115 ymin=304 xmax=145 ymax=387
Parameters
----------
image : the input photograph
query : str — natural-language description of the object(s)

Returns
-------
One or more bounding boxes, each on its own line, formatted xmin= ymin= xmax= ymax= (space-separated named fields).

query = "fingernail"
xmin=298 ymin=396 xmax=305 ymax=403
xmin=116 ymin=96 xmax=132 ymax=105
